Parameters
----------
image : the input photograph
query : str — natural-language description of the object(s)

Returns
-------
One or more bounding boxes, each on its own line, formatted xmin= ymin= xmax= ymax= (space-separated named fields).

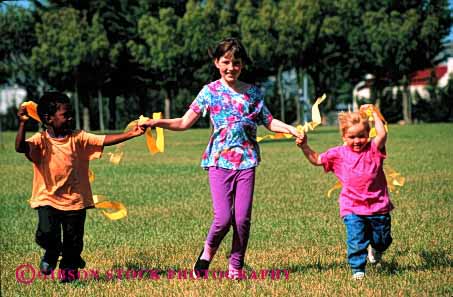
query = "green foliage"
xmin=0 ymin=6 xmax=38 ymax=90
xmin=32 ymin=8 xmax=109 ymax=83
xmin=1 ymin=124 xmax=452 ymax=295
xmin=351 ymin=0 xmax=452 ymax=86
xmin=129 ymin=8 xmax=182 ymax=79
xmin=2 ymin=0 xmax=452 ymax=128
xmin=361 ymin=9 xmax=419 ymax=80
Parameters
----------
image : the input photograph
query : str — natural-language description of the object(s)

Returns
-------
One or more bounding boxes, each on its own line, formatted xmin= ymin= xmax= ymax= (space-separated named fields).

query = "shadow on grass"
xmin=275 ymin=249 xmax=452 ymax=276
xmin=67 ymin=249 xmax=453 ymax=283
xmin=419 ymin=250 xmax=452 ymax=269
xmin=267 ymin=261 xmax=347 ymax=274
xmin=374 ymin=249 xmax=452 ymax=275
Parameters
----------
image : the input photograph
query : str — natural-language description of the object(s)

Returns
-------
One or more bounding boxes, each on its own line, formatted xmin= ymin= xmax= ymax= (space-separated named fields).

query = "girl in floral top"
xmin=141 ymin=38 xmax=302 ymax=279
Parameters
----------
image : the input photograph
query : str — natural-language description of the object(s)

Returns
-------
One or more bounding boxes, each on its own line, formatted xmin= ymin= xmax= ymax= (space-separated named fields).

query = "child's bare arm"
xmin=140 ymin=109 xmax=200 ymax=131
xmin=16 ymin=106 xmax=29 ymax=154
xmin=266 ymin=118 xmax=303 ymax=139
xmin=296 ymin=135 xmax=322 ymax=166
xmin=360 ymin=104 xmax=387 ymax=151
xmin=372 ymin=111 xmax=387 ymax=151
xmin=103 ymin=124 xmax=145 ymax=146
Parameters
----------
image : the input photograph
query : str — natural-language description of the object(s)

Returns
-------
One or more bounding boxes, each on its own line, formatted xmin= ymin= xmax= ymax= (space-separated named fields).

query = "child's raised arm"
xmin=372 ymin=110 xmax=387 ymax=151
xmin=16 ymin=105 xmax=30 ymax=154
xmin=360 ymin=104 xmax=387 ymax=151
xmin=296 ymin=134 xmax=323 ymax=166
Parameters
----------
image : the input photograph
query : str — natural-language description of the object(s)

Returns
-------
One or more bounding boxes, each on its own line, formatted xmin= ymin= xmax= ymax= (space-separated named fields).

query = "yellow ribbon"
xmin=257 ymin=94 xmax=326 ymax=142
xmin=87 ymin=169 xmax=128 ymax=220
xmin=327 ymin=181 xmax=343 ymax=198
xmin=384 ymin=164 xmax=406 ymax=193
xmin=21 ymin=101 xmax=41 ymax=122
xmin=93 ymin=194 xmax=128 ymax=221
xmin=326 ymin=104 xmax=405 ymax=197
xmin=108 ymin=113 xmax=164 ymax=164
xmin=363 ymin=105 xmax=388 ymax=138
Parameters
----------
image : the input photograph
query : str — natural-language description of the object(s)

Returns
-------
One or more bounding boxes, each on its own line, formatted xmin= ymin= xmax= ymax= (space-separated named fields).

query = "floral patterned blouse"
xmin=190 ymin=80 xmax=274 ymax=170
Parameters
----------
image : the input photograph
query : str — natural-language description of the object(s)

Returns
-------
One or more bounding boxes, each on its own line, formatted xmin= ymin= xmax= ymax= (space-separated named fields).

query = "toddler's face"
xmin=343 ymin=124 xmax=369 ymax=152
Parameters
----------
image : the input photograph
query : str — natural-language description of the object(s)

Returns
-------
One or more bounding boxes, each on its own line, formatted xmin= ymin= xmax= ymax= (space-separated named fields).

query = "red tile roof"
xmin=410 ymin=65 xmax=448 ymax=86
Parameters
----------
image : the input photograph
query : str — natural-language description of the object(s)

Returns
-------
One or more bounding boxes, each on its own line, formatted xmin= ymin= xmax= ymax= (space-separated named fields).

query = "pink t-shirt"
xmin=319 ymin=141 xmax=394 ymax=217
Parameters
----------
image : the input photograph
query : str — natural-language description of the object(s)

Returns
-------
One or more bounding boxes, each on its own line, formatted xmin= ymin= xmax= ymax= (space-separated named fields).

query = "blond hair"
xmin=338 ymin=111 xmax=370 ymax=136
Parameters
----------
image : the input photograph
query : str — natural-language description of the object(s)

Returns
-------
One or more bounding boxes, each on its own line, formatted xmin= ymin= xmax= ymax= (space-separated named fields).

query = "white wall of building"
xmin=0 ymin=85 xmax=27 ymax=114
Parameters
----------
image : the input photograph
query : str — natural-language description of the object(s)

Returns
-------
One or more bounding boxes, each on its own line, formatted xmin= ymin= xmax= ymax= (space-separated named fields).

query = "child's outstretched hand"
xmin=288 ymin=125 xmax=305 ymax=141
xmin=296 ymin=133 xmax=308 ymax=148
xmin=139 ymin=118 xmax=156 ymax=129
xmin=130 ymin=124 xmax=146 ymax=137
xmin=17 ymin=105 xmax=29 ymax=122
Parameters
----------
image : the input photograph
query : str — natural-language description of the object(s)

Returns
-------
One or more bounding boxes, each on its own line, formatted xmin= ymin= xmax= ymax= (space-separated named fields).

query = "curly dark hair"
xmin=37 ymin=91 xmax=71 ymax=125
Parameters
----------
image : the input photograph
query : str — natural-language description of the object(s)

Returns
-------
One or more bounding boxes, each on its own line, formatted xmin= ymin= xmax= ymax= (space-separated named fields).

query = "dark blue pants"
xmin=35 ymin=206 xmax=86 ymax=270
xmin=343 ymin=213 xmax=392 ymax=273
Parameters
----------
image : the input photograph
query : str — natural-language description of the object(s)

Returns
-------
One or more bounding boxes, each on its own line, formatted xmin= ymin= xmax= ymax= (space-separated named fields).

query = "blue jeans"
xmin=343 ymin=213 xmax=392 ymax=273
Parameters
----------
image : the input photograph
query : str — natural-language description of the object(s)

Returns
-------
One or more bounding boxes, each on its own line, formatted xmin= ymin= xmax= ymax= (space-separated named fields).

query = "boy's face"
xmin=48 ymin=103 xmax=73 ymax=134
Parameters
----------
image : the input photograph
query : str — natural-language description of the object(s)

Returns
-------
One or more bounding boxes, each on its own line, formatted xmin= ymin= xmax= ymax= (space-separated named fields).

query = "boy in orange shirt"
xmin=16 ymin=91 xmax=145 ymax=282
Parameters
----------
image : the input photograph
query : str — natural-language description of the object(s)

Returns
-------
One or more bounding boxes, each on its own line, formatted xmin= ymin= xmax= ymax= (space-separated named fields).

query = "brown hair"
xmin=338 ymin=111 xmax=370 ymax=136
xmin=208 ymin=37 xmax=252 ymax=65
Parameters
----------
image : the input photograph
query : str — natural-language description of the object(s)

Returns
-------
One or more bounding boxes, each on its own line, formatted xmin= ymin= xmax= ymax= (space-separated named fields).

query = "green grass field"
xmin=1 ymin=124 xmax=452 ymax=296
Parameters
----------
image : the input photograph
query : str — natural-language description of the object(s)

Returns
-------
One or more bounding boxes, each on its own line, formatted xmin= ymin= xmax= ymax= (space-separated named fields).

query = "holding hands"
xmin=138 ymin=118 xmax=156 ymax=129
xmin=129 ymin=124 xmax=146 ymax=137
xmin=288 ymin=125 xmax=305 ymax=142
xmin=295 ymin=133 xmax=308 ymax=148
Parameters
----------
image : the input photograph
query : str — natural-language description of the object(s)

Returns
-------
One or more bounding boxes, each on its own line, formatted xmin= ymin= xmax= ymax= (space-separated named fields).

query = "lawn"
xmin=0 ymin=123 xmax=452 ymax=296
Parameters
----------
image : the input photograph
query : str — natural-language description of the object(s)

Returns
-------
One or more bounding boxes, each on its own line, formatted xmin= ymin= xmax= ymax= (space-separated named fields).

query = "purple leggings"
xmin=205 ymin=167 xmax=255 ymax=269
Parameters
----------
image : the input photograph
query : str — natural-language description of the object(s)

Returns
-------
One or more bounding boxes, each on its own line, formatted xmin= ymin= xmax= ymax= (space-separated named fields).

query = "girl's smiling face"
xmin=214 ymin=51 xmax=243 ymax=85
xmin=343 ymin=123 xmax=370 ymax=152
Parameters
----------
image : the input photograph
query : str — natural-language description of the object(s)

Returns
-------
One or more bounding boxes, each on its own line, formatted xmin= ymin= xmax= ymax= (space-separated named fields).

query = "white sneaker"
xmin=367 ymin=245 xmax=382 ymax=264
xmin=352 ymin=271 xmax=365 ymax=280
xmin=228 ymin=266 xmax=243 ymax=280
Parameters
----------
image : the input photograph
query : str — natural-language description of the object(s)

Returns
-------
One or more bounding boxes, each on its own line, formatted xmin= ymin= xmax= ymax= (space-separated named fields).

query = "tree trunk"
xmin=108 ymin=95 xmax=116 ymax=130
xmin=375 ymin=89 xmax=381 ymax=109
xmin=402 ymin=88 xmax=412 ymax=124
xmin=277 ymin=65 xmax=285 ymax=122
xmin=98 ymin=89 xmax=104 ymax=131
xmin=293 ymin=68 xmax=302 ymax=124
xmin=303 ymin=72 xmax=309 ymax=122
xmin=74 ymin=82 xmax=80 ymax=130
xmin=83 ymin=106 xmax=90 ymax=131
xmin=164 ymin=89 xmax=171 ymax=119
xmin=401 ymin=75 xmax=412 ymax=124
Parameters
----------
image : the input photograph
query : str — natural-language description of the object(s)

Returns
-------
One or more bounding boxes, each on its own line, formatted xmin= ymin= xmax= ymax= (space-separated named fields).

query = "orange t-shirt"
xmin=26 ymin=130 xmax=106 ymax=211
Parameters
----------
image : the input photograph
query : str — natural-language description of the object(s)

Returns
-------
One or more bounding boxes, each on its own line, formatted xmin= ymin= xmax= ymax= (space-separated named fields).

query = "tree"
xmin=32 ymin=8 xmax=109 ymax=130
xmin=128 ymin=7 xmax=183 ymax=119
xmin=0 ymin=5 xmax=41 ymax=101
xmin=349 ymin=0 xmax=452 ymax=123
